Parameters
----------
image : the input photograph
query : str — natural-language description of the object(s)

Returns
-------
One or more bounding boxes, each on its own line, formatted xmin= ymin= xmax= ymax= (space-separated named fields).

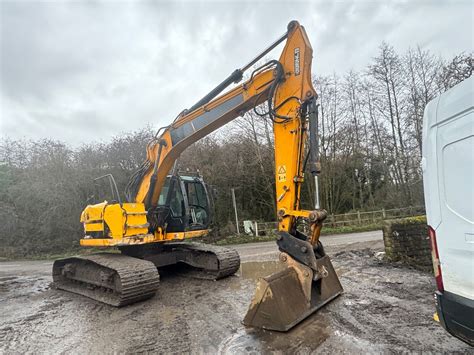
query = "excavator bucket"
xmin=243 ymin=252 xmax=342 ymax=331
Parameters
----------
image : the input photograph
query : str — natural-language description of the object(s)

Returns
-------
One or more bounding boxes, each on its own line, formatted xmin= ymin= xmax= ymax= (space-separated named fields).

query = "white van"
xmin=422 ymin=76 xmax=473 ymax=345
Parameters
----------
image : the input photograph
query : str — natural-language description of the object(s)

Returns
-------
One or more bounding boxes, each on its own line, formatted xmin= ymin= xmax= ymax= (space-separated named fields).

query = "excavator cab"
xmin=80 ymin=172 xmax=214 ymax=242
xmin=154 ymin=174 xmax=213 ymax=233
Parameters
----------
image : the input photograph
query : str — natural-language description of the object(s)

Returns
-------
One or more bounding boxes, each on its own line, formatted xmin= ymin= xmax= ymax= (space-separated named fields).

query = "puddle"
xmin=238 ymin=260 xmax=285 ymax=280
xmin=217 ymin=314 xmax=332 ymax=353
xmin=217 ymin=329 xmax=256 ymax=354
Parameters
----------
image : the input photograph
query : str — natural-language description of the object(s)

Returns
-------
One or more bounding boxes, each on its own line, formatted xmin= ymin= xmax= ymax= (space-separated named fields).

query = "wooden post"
xmin=357 ymin=210 xmax=361 ymax=224
xmin=382 ymin=208 xmax=386 ymax=219
xmin=231 ymin=188 xmax=240 ymax=235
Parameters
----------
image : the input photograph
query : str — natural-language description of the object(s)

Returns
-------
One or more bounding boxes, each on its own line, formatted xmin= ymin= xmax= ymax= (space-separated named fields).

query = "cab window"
xmin=186 ymin=181 xmax=208 ymax=209
xmin=157 ymin=178 xmax=170 ymax=206
xmin=169 ymin=181 xmax=185 ymax=217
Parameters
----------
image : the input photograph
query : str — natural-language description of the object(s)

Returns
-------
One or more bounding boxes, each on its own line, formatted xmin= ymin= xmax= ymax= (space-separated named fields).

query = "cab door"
xmin=181 ymin=177 xmax=212 ymax=231
xmin=162 ymin=176 xmax=187 ymax=232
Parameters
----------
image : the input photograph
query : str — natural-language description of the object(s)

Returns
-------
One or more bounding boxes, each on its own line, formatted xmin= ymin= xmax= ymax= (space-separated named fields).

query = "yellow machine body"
xmin=80 ymin=202 xmax=208 ymax=246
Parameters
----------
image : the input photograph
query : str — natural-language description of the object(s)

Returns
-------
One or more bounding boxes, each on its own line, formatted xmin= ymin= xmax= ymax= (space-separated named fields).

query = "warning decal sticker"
xmin=277 ymin=165 xmax=287 ymax=183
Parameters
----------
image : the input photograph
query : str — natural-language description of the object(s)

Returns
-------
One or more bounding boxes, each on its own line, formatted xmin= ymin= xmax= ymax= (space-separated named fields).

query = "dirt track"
xmin=0 ymin=231 xmax=471 ymax=353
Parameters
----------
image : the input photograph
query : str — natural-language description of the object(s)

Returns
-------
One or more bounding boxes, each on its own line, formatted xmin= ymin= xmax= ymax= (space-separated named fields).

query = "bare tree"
xmin=438 ymin=52 xmax=473 ymax=90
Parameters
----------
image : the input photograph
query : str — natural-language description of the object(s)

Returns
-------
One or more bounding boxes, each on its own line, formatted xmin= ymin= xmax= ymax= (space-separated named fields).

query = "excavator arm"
xmin=123 ymin=21 xmax=324 ymax=239
xmin=127 ymin=21 xmax=315 ymax=228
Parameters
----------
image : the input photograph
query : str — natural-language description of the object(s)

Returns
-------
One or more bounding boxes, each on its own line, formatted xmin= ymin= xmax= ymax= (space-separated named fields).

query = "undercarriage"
xmin=52 ymin=242 xmax=240 ymax=306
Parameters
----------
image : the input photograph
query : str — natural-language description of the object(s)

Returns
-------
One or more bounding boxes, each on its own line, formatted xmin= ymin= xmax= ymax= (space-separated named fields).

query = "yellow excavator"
xmin=53 ymin=20 xmax=342 ymax=332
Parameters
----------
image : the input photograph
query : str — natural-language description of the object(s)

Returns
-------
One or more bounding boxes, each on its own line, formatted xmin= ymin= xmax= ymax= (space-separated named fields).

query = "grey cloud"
xmin=1 ymin=0 xmax=472 ymax=145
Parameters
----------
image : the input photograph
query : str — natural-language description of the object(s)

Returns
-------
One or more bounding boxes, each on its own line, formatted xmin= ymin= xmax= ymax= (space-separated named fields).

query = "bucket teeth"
xmin=243 ymin=253 xmax=343 ymax=331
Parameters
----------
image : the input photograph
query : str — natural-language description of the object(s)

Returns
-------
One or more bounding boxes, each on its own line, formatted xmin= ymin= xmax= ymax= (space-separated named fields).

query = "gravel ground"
xmin=0 ymin=232 xmax=471 ymax=353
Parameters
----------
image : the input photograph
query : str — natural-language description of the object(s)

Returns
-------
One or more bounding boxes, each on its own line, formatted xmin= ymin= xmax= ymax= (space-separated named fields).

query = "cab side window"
xmin=169 ymin=181 xmax=185 ymax=217
xmin=186 ymin=181 xmax=209 ymax=209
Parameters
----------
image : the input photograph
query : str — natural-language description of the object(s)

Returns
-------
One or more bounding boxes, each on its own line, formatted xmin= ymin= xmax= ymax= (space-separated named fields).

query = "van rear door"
xmin=435 ymin=78 xmax=474 ymax=299
xmin=423 ymin=77 xmax=474 ymax=345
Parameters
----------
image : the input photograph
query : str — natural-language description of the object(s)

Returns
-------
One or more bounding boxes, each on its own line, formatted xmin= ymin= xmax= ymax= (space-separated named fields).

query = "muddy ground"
xmin=0 ymin=231 xmax=471 ymax=353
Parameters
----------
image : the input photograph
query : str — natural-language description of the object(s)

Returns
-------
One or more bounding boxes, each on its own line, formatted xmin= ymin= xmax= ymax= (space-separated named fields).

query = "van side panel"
xmin=424 ymin=77 xmax=474 ymax=299
xmin=423 ymin=77 xmax=474 ymax=345
xmin=436 ymin=111 xmax=474 ymax=299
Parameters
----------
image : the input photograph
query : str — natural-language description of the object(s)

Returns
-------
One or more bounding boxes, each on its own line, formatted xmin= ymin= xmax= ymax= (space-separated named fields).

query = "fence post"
xmin=357 ymin=210 xmax=361 ymax=224
xmin=231 ymin=188 xmax=240 ymax=235
xmin=382 ymin=208 xmax=386 ymax=219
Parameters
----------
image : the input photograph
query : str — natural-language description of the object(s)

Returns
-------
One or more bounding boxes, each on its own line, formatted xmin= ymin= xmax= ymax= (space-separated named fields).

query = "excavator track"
xmin=52 ymin=253 xmax=160 ymax=307
xmin=120 ymin=242 xmax=241 ymax=280
xmin=171 ymin=242 xmax=241 ymax=280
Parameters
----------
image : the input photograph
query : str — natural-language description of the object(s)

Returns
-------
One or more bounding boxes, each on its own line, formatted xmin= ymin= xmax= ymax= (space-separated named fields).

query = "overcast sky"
xmin=1 ymin=0 xmax=472 ymax=145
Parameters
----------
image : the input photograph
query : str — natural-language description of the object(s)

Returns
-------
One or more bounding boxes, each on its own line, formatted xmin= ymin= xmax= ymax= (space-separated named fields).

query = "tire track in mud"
xmin=121 ymin=279 xmax=194 ymax=354
xmin=324 ymin=248 xmax=459 ymax=352
xmin=1 ymin=290 xmax=74 ymax=353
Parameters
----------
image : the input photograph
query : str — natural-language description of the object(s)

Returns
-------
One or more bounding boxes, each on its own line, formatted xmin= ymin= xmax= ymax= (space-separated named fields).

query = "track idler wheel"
xmin=243 ymin=251 xmax=342 ymax=331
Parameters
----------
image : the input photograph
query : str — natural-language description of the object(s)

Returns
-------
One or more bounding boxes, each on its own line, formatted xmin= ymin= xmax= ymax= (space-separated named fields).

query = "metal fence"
xmin=324 ymin=205 xmax=426 ymax=227
xmin=244 ymin=205 xmax=425 ymax=235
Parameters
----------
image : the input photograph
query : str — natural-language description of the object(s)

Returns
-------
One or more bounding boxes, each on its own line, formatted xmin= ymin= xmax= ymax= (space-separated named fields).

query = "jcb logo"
xmin=294 ymin=47 xmax=300 ymax=76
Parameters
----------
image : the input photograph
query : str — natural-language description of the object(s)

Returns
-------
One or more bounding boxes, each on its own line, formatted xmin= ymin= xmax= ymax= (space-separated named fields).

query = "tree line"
xmin=0 ymin=43 xmax=471 ymax=257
